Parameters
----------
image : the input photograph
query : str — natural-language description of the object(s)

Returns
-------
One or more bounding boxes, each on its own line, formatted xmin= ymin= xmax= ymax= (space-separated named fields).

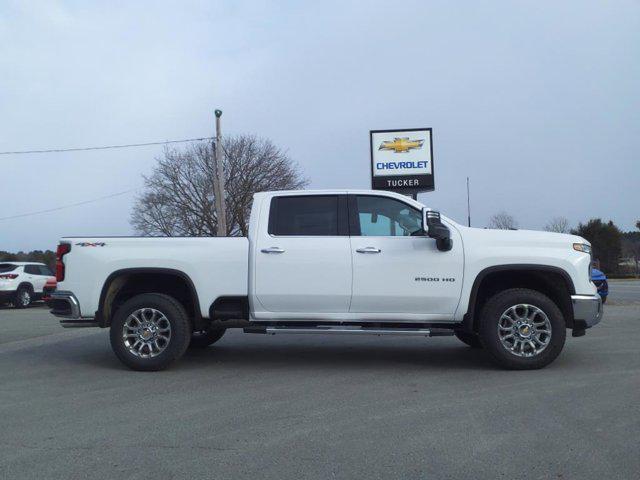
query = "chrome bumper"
xmin=49 ymin=291 xmax=98 ymax=328
xmin=571 ymin=294 xmax=603 ymax=328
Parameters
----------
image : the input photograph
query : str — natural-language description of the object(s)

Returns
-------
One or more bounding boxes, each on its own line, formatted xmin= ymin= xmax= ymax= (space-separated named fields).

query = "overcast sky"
xmin=1 ymin=0 xmax=638 ymax=251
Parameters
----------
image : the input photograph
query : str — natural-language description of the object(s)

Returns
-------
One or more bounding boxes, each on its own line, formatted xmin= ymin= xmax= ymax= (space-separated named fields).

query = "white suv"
xmin=0 ymin=262 xmax=56 ymax=309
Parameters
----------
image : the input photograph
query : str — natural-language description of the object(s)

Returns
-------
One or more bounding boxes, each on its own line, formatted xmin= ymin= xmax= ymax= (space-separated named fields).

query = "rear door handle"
xmin=261 ymin=247 xmax=285 ymax=254
xmin=356 ymin=247 xmax=381 ymax=254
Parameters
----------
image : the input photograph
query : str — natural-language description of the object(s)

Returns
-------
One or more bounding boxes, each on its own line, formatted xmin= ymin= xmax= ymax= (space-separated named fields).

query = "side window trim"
xmin=268 ymin=194 xmax=349 ymax=237
xmin=337 ymin=195 xmax=349 ymax=236
xmin=347 ymin=195 xmax=361 ymax=236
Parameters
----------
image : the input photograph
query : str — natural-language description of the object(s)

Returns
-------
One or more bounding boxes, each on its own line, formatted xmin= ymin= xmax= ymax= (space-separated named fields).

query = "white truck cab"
xmin=49 ymin=189 xmax=602 ymax=371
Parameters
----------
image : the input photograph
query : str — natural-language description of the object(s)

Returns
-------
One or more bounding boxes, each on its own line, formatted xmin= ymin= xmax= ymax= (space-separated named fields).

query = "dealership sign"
xmin=370 ymin=128 xmax=434 ymax=192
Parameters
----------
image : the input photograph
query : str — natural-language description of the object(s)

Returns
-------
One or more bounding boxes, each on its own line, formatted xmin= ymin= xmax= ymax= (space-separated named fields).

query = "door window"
xmin=24 ymin=265 xmax=39 ymax=275
xmin=355 ymin=196 xmax=422 ymax=237
xmin=39 ymin=265 xmax=54 ymax=276
xmin=269 ymin=195 xmax=343 ymax=236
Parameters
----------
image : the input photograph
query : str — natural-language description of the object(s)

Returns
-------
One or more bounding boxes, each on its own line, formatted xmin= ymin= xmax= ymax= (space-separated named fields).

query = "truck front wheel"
xmin=110 ymin=293 xmax=192 ymax=371
xmin=479 ymin=288 xmax=566 ymax=370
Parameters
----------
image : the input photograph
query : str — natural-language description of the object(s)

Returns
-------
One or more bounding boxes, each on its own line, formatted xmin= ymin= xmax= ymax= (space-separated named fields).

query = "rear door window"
xmin=24 ymin=265 xmax=39 ymax=275
xmin=269 ymin=195 xmax=346 ymax=236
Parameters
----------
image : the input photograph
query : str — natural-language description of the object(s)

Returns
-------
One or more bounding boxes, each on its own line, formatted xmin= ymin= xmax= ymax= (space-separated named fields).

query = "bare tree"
xmin=545 ymin=216 xmax=570 ymax=233
xmin=131 ymin=135 xmax=309 ymax=236
xmin=488 ymin=211 xmax=518 ymax=230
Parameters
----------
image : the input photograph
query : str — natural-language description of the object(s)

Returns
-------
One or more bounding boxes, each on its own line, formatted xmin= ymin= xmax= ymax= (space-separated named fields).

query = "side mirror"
xmin=422 ymin=209 xmax=453 ymax=252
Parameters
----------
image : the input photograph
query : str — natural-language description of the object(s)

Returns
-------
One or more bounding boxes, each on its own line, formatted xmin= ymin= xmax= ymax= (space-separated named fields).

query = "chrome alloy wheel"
xmin=498 ymin=304 xmax=552 ymax=357
xmin=122 ymin=308 xmax=172 ymax=358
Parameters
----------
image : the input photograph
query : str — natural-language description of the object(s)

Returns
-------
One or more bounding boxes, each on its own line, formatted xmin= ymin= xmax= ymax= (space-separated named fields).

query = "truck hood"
xmin=456 ymin=226 xmax=587 ymax=250
xmin=459 ymin=227 xmax=587 ymax=247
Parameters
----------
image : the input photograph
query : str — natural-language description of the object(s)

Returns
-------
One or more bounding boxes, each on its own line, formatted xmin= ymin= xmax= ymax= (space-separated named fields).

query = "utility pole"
xmin=466 ymin=177 xmax=471 ymax=227
xmin=213 ymin=109 xmax=227 ymax=236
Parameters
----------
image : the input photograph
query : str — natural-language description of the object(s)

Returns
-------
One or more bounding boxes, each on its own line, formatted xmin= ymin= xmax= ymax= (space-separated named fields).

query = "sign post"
xmin=370 ymin=128 xmax=434 ymax=198
xmin=213 ymin=109 xmax=227 ymax=236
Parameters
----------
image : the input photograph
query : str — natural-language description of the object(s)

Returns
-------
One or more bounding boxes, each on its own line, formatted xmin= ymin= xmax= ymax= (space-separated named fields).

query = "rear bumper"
xmin=49 ymin=290 xmax=98 ymax=328
xmin=571 ymin=294 xmax=603 ymax=329
xmin=0 ymin=290 xmax=16 ymax=302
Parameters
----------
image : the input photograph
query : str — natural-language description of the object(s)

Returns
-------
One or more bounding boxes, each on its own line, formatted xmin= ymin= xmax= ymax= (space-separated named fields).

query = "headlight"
xmin=573 ymin=243 xmax=591 ymax=254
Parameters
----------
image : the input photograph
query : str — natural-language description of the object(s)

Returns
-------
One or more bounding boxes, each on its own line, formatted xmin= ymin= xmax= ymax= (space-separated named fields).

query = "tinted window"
xmin=355 ymin=196 xmax=422 ymax=237
xmin=0 ymin=264 xmax=17 ymax=273
xmin=270 ymin=196 xmax=339 ymax=236
xmin=39 ymin=265 xmax=54 ymax=276
xmin=24 ymin=265 xmax=40 ymax=275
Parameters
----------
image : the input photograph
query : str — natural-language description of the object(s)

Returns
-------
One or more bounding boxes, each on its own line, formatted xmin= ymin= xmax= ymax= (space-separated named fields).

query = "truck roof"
xmin=256 ymin=189 xmax=426 ymax=208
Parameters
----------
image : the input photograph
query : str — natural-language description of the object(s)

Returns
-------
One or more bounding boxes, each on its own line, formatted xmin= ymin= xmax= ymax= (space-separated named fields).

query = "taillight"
xmin=0 ymin=274 xmax=18 ymax=280
xmin=56 ymin=243 xmax=71 ymax=281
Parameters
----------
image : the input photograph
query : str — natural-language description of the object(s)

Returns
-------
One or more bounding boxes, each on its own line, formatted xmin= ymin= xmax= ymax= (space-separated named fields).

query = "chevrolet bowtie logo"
xmin=378 ymin=137 xmax=424 ymax=153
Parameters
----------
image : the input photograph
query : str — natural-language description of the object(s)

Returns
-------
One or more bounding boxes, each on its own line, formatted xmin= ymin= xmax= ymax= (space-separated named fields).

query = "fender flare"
xmin=17 ymin=282 xmax=34 ymax=292
xmin=461 ymin=264 xmax=576 ymax=332
xmin=97 ymin=268 xmax=201 ymax=327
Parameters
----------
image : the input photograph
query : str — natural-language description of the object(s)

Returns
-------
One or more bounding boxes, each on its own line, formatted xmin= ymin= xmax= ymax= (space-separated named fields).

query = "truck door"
xmin=349 ymin=194 xmax=463 ymax=319
xmin=253 ymin=194 xmax=352 ymax=315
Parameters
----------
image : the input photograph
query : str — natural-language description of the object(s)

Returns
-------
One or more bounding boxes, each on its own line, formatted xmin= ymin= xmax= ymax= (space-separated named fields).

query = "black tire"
xmin=189 ymin=326 xmax=226 ymax=348
xmin=454 ymin=331 xmax=483 ymax=348
xmin=479 ymin=288 xmax=566 ymax=370
xmin=13 ymin=286 xmax=32 ymax=309
xmin=109 ymin=293 xmax=192 ymax=371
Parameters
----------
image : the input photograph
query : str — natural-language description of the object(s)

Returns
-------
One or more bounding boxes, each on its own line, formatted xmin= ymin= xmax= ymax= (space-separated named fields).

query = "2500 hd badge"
xmin=415 ymin=277 xmax=456 ymax=282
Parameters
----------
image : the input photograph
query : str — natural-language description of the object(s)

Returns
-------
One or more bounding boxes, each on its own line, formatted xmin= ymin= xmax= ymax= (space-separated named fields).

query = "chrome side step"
xmin=259 ymin=326 xmax=453 ymax=337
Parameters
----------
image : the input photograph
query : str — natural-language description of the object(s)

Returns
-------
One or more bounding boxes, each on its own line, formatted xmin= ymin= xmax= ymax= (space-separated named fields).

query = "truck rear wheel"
xmin=479 ymin=288 xmax=566 ymax=370
xmin=189 ymin=326 xmax=226 ymax=348
xmin=109 ymin=293 xmax=192 ymax=371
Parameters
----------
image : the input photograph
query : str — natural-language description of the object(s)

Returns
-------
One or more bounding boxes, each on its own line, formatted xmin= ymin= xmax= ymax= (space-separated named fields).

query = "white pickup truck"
xmin=50 ymin=189 xmax=602 ymax=371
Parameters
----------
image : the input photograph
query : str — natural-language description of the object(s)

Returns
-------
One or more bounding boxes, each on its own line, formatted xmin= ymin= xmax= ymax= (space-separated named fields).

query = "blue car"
xmin=592 ymin=268 xmax=608 ymax=304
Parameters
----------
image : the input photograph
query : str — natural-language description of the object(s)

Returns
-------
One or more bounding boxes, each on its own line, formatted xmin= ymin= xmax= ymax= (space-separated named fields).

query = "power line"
xmin=0 ymin=189 xmax=135 ymax=221
xmin=0 ymin=137 xmax=213 ymax=155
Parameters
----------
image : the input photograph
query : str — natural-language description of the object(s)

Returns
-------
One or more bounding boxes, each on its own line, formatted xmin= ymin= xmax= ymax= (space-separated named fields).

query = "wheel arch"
xmin=17 ymin=282 xmax=34 ymax=292
xmin=462 ymin=264 xmax=576 ymax=333
xmin=98 ymin=268 xmax=202 ymax=328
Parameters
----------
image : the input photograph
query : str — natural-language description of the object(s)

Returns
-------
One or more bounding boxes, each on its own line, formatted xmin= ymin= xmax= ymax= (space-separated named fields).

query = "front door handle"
xmin=356 ymin=247 xmax=381 ymax=254
xmin=261 ymin=247 xmax=285 ymax=254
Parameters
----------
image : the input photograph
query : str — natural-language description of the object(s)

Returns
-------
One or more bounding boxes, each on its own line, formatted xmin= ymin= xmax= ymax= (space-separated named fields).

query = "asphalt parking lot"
xmin=1 ymin=282 xmax=639 ymax=479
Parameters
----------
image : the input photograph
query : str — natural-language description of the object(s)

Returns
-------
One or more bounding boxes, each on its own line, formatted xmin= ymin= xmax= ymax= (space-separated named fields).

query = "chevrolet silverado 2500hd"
xmin=49 ymin=190 xmax=602 ymax=371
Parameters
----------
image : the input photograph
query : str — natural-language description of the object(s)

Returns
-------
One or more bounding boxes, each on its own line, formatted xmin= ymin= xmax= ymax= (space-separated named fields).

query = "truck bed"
xmin=58 ymin=236 xmax=249 ymax=318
